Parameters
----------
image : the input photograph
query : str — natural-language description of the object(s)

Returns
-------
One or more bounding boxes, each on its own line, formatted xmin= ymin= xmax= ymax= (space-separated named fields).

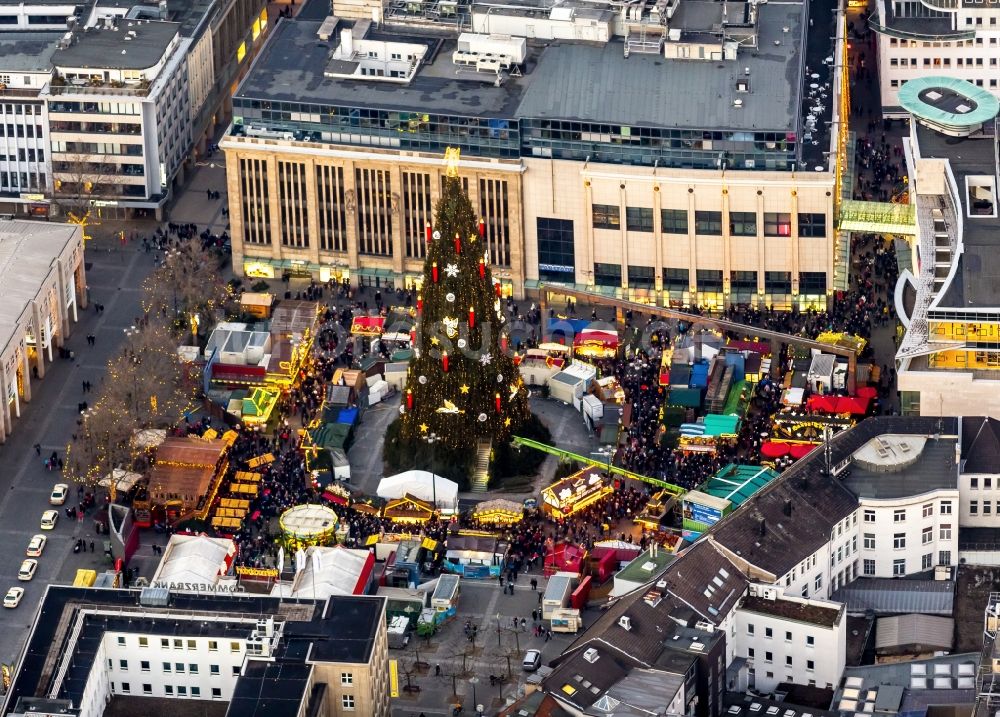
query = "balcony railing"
xmin=46 ymin=82 xmax=149 ymax=98
xmin=867 ymin=16 xmax=972 ymax=39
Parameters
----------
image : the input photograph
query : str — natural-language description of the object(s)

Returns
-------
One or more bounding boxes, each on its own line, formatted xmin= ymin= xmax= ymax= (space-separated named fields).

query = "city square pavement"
xmin=389 ymin=575 xmax=584 ymax=716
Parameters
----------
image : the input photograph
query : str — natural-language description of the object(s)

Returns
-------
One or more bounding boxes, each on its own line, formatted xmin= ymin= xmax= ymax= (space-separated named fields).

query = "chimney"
xmin=783 ymin=499 xmax=792 ymax=517
xmin=758 ymin=519 xmax=766 ymax=537
xmin=340 ymin=27 xmax=354 ymax=56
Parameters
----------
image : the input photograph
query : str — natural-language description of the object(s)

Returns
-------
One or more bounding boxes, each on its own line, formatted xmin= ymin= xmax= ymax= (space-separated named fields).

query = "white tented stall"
xmin=547 ymin=362 xmax=596 ymax=406
xmin=377 ymin=470 xmax=459 ymax=514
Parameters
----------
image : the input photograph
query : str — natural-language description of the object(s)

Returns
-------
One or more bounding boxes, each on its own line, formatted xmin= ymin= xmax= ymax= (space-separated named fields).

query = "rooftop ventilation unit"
xmin=583 ymin=648 xmax=600 ymax=663
xmin=618 ymin=616 xmax=632 ymax=631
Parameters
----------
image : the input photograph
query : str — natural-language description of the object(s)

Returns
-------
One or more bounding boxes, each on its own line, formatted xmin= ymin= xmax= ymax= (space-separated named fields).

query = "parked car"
xmin=17 ymin=560 xmax=37 ymax=581
xmin=40 ymin=510 xmax=58 ymax=530
xmin=26 ymin=534 xmax=46 ymax=557
xmin=522 ymin=649 xmax=542 ymax=672
xmin=50 ymin=484 xmax=69 ymax=505
xmin=3 ymin=587 xmax=24 ymax=608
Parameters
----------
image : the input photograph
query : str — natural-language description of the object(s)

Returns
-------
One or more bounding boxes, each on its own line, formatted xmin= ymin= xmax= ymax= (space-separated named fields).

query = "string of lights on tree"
xmin=399 ymin=148 xmax=529 ymax=451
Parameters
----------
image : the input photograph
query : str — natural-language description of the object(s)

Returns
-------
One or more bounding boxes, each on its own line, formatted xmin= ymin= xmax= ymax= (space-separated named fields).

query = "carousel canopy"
xmin=378 ymin=470 xmax=458 ymax=512
xmin=471 ymin=498 xmax=524 ymax=521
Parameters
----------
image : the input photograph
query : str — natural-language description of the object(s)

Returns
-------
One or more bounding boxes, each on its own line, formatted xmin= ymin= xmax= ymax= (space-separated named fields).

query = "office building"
xmin=872 ymin=0 xmax=1000 ymax=115
xmin=2 ymin=586 xmax=390 ymax=717
xmin=222 ymin=0 xmax=848 ymax=307
xmin=893 ymin=75 xmax=1000 ymax=416
xmin=0 ymin=219 xmax=85 ymax=444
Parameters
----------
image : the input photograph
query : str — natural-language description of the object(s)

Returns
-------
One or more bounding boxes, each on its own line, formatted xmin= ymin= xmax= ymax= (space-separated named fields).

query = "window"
xmin=765 ymin=652 xmax=773 ymax=663
xmin=864 ymin=510 xmax=875 ymax=523
xmin=814 ymin=574 xmax=822 ymax=590
xmin=748 ymin=624 xmax=755 ymax=636
xmin=594 ymin=263 xmax=622 ymax=287
xmin=626 ymin=207 xmax=654 ymax=232
xmin=764 ymin=271 xmax=792 ymax=294
xmin=208 ymin=641 xmax=218 ymax=651
xmin=922 ymin=553 xmax=933 ymax=570
xmin=210 ymin=665 xmax=220 ymax=676
xmin=187 ymin=640 xmax=196 ymax=650
xmin=233 ymin=666 xmax=241 ymax=676
xmin=117 ymin=636 xmax=126 ymax=646
xmin=662 ymin=268 xmax=689 ymax=291
xmin=799 ymin=272 xmax=827 ymax=294
xmin=192 ymin=687 xmax=201 ymax=697
xmin=697 ymin=269 xmax=724 ymax=291
xmin=342 ymin=672 xmax=354 ymax=685
xmin=972 ymin=477 xmax=979 ymax=490
xmin=941 ymin=524 xmax=952 ymax=540
xmin=894 ymin=509 xmax=906 ymax=523
xmin=138 ymin=637 xmax=148 ymax=648
xmin=230 ymin=642 xmax=241 ymax=653
xmin=893 ymin=533 xmax=906 ymax=549
xmin=863 ymin=559 xmax=875 ymax=575
xmin=806 ymin=635 xmax=815 ymax=647
xmin=695 ymin=210 xmax=722 ymax=235
xmin=628 ymin=265 xmax=655 ymax=288
xmin=985 ymin=502 xmax=993 ymax=516
xmin=893 ymin=559 xmax=906 ymax=576
xmin=786 ymin=655 xmax=793 ymax=666
xmin=807 ymin=660 xmax=815 ymax=671
xmin=798 ymin=213 xmax=826 ymax=237
xmin=988 ymin=478 xmax=994 ymax=489
xmin=212 ymin=688 xmax=222 ymax=699
xmin=729 ymin=211 xmax=757 ymax=236
xmin=971 ymin=500 xmax=979 ymax=515
xmin=173 ymin=639 xmax=182 ymax=649
xmin=748 ymin=647 xmax=755 ymax=659
xmin=175 ymin=663 xmax=185 ymax=673
xmin=141 ymin=661 xmax=150 ymax=672
xmin=536 ymin=218 xmax=575 ymax=280
xmin=661 ymin=208 xmax=688 ymax=234
xmin=765 ymin=627 xmax=773 ymax=638
xmin=763 ymin=212 xmax=791 ymax=236
xmin=852 ymin=536 xmax=858 ymax=553
xmin=119 ymin=660 xmax=128 ymax=671
xmin=922 ymin=526 xmax=933 ymax=544
xmin=342 ymin=695 xmax=356 ymax=711
xmin=592 ymin=204 xmax=620 ymax=230
xmin=923 ymin=503 xmax=934 ymax=518
xmin=731 ymin=271 xmax=757 ymax=293
xmin=120 ymin=682 xmax=130 ymax=694
xmin=189 ymin=664 xmax=198 ymax=674
xmin=178 ymin=686 xmax=187 ymax=696
xmin=162 ymin=662 xmax=171 ymax=673
xmin=165 ymin=686 xmax=174 ymax=696
xmin=143 ymin=684 xmax=152 ymax=695
xmin=785 ymin=631 xmax=792 ymax=642
xmin=864 ymin=533 xmax=875 ymax=549
xmin=161 ymin=639 xmax=170 ymax=649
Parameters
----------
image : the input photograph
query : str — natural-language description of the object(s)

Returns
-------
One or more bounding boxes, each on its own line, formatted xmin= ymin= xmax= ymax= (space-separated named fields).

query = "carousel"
xmin=470 ymin=499 xmax=524 ymax=525
xmin=279 ymin=504 xmax=339 ymax=550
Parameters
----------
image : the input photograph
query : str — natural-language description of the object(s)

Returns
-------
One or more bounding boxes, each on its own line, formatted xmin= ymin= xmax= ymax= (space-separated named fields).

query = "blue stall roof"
xmin=337 ymin=407 xmax=359 ymax=425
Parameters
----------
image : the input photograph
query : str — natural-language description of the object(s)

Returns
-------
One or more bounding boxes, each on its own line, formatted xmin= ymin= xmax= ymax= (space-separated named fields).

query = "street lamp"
xmin=468 ymin=676 xmax=480 ymax=715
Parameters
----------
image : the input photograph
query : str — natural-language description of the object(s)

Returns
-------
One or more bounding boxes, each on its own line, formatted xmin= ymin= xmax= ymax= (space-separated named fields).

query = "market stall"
xmin=148 ymin=436 xmax=230 ymax=523
xmin=377 ymin=471 xmax=458 ymax=514
xmin=383 ymin=494 xmax=438 ymax=524
xmin=350 ymin=315 xmax=385 ymax=337
xmin=541 ymin=467 xmax=612 ymax=517
xmin=547 ymin=362 xmax=597 ymax=406
xmin=573 ymin=328 xmax=619 ymax=359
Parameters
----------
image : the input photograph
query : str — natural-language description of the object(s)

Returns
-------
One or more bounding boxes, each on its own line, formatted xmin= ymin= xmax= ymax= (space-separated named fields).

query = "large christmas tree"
xmin=399 ymin=159 xmax=529 ymax=452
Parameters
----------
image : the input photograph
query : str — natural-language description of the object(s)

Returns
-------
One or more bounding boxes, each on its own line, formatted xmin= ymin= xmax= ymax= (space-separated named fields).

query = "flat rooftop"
xmin=237 ymin=0 xmax=810 ymax=133
xmin=4 ymin=587 xmax=384 ymax=716
xmin=916 ymin=124 xmax=1000 ymax=309
xmin=0 ymin=221 xmax=79 ymax=349
xmin=0 ymin=32 xmax=60 ymax=73
xmin=841 ymin=433 xmax=958 ymax=499
xmin=54 ymin=19 xmax=179 ymax=70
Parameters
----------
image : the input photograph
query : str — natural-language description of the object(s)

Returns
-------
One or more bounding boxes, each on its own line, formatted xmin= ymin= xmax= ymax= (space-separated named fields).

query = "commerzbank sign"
xmin=151 ymin=581 xmax=247 ymax=593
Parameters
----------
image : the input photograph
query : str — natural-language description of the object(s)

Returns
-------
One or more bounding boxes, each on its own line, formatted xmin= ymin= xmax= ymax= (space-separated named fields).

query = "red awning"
xmin=324 ymin=490 xmax=349 ymax=506
xmin=350 ymin=316 xmax=385 ymax=336
xmin=760 ymin=441 xmax=791 ymax=458
xmin=856 ymin=386 xmax=878 ymax=399
xmin=573 ymin=329 xmax=619 ymax=348
xmin=807 ymin=394 xmax=871 ymax=415
xmin=789 ymin=443 xmax=818 ymax=459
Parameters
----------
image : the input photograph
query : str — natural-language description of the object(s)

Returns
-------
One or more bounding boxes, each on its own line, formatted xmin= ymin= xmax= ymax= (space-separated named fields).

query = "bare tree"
xmin=143 ymin=238 xmax=232 ymax=339
xmin=50 ymin=152 xmax=126 ymax=219
xmin=64 ymin=394 xmax=135 ymax=489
